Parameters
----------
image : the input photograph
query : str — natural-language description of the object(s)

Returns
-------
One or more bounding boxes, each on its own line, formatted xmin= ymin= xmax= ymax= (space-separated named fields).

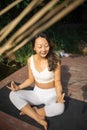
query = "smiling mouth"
xmin=41 ymin=52 xmax=47 ymax=55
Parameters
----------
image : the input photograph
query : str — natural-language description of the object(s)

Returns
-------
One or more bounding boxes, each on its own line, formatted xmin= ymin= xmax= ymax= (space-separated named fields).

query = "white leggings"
xmin=9 ymin=86 xmax=65 ymax=117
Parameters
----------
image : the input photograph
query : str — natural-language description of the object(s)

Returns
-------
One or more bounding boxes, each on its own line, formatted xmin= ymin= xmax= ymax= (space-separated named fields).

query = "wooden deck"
xmin=0 ymin=55 xmax=87 ymax=130
xmin=0 ymin=111 xmax=40 ymax=130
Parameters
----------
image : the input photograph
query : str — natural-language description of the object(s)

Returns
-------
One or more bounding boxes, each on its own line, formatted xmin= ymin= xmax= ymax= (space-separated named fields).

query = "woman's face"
xmin=34 ymin=37 xmax=50 ymax=57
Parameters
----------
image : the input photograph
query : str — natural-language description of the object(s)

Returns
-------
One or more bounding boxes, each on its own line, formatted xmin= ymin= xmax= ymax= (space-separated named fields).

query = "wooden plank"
xmin=0 ymin=111 xmax=41 ymax=130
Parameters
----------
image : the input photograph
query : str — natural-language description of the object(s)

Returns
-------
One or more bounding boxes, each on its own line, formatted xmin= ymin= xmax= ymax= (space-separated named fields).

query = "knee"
xmin=54 ymin=103 xmax=65 ymax=116
xmin=58 ymin=103 xmax=65 ymax=114
xmin=9 ymin=91 xmax=18 ymax=102
xmin=9 ymin=91 xmax=15 ymax=101
xmin=45 ymin=103 xmax=65 ymax=117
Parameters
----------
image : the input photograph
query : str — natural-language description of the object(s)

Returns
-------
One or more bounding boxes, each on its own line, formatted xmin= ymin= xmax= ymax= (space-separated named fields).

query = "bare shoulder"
xmin=27 ymin=56 xmax=32 ymax=65
xmin=27 ymin=54 xmax=36 ymax=64
xmin=27 ymin=55 xmax=33 ymax=62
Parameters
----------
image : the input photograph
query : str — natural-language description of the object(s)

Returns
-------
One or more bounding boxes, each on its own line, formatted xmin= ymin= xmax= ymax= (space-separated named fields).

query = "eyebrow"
xmin=36 ymin=43 xmax=48 ymax=45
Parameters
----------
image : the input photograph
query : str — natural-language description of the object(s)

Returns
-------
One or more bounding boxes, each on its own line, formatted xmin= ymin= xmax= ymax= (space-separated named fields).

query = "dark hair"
xmin=32 ymin=32 xmax=61 ymax=71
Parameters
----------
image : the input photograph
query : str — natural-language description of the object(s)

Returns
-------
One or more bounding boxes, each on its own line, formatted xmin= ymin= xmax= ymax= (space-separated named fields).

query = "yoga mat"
xmin=0 ymin=82 xmax=87 ymax=130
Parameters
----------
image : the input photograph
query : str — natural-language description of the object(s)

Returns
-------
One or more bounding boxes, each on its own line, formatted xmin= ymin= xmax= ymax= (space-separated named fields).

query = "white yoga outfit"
xmin=9 ymin=56 xmax=65 ymax=117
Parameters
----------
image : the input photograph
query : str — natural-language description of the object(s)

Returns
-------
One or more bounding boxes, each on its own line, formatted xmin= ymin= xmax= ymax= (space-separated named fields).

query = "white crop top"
xmin=30 ymin=56 xmax=54 ymax=83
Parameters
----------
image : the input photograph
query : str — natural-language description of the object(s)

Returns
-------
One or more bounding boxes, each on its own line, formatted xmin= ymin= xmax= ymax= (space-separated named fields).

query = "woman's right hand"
xmin=7 ymin=81 xmax=20 ymax=91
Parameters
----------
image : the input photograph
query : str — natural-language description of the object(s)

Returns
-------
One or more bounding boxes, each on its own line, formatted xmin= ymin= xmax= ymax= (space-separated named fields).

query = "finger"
xmin=59 ymin=99 xmax=65 ymax=103
xmin=11 ymin=81 xmax=15 ymax=87
xmin=58 ymin=95 xmax=65 ymax=103
xmin=61 ymin=93 xmax=65 ymax=100
xmin=57 ymin=97 xmax=62 ymax=102
xmin=58 ymin=96 xmax=61 ymax=101
xmin=11 ymin=81 xmax=16 ymax=89
xmin=6 ymin=86 xmax=11 ymax=90
xmin=63 ymin=93 xmax=65 ymax=97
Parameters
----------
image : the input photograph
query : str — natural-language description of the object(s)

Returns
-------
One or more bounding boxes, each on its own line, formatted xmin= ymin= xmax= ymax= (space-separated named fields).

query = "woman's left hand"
xmin=57 ymin=93 xmax=65 ymax=103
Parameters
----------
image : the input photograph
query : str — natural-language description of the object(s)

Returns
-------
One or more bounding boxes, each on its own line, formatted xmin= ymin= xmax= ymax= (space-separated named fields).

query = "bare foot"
xmin=19 ymin=111 xmax=25 ymax=115
xmin=37 ymin=118 xmax=48 ymax=130
xmin=20 ymin=107 xmax=47 ymax=129
xmin=33 ymin=107 xmax=47 ymax=130
xmin=33 ymin=107 xmax=45 ymax=119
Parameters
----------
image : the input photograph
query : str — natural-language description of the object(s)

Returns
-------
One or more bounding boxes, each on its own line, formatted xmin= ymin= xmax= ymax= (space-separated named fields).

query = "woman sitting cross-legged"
xmin=7 ymin=32 xmax=65 ymax=130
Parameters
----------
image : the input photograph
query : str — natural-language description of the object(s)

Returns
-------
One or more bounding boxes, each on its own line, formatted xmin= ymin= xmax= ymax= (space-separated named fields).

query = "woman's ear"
xmin=33 ymin=47 xmax=36 ymax=53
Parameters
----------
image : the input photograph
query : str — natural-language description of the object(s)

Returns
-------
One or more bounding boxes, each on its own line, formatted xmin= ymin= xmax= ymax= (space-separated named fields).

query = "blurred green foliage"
xmin=15 ymin=42 xmax=33 ymax=66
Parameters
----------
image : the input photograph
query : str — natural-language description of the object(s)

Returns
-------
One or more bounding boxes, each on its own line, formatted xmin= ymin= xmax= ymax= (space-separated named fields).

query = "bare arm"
xmin=54 ymin=62 xmax=65 ymax=103
xmin=18 ymin=57 xmax=34 ymax=89
xmin=7 ymin=57 xmax=34 ymax=91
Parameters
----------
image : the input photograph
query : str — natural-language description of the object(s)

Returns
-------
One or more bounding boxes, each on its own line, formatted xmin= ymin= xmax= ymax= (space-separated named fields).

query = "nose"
xmin=42 ymin=46 xmax=46 ymax=51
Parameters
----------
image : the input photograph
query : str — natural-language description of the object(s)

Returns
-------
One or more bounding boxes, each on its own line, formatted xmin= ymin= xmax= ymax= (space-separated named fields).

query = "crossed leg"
xmin=20 ymin=104 xmax=47 ymax=130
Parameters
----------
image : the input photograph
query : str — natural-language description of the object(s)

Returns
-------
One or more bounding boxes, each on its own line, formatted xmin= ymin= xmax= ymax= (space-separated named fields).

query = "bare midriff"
xmin=35 ymin=80 xmax=55 ymax=89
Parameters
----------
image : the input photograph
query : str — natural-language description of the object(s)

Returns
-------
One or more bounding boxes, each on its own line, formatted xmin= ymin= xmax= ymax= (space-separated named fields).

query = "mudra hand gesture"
xmin=57 ymin=93 xmax=65 ymax=103
xmin=7 ymin=81 xmax=20 ymax=91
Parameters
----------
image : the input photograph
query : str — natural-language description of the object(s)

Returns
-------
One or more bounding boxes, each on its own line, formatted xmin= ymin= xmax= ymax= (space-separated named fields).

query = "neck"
xmin=36 ymin=55 xmax=46 ymax=61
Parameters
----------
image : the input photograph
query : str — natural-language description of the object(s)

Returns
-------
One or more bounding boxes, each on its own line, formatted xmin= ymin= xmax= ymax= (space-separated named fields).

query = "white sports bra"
xmin=30 ymin=56 xmax=54 ymax=83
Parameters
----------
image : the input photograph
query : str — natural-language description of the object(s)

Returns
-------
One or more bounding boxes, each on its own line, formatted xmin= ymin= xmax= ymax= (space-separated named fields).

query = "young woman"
xmin=7 ymin=32 xmax=65 ymax=130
